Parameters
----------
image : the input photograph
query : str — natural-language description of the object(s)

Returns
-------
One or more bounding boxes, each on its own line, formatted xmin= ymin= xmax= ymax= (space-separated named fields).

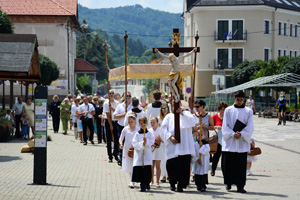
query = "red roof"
xmin=0 ymin=0 xmax=77 ymax=16
xmin=75 ymin=59 xmax=99 ymax=72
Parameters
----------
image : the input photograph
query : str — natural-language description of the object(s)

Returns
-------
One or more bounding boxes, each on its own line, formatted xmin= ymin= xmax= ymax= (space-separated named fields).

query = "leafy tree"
xmin=38 ymin=54 xmax=59 ymax=86
xmin=143 ymin=78 xmax=160 ymax=95
xmin=280 ymin=56 xmax=300 ymax=75
xmin=77 ymin=74 xmax=92 ymax=93
xmin=231 ymin=60 xmax=261 ymax=86
xmin=0 ymin=8 xmax=14 ymax=33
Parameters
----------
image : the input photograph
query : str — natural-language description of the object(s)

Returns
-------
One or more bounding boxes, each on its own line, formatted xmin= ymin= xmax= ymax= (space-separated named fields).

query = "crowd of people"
xmin=8 ymin=89 xmax=257 ymax=194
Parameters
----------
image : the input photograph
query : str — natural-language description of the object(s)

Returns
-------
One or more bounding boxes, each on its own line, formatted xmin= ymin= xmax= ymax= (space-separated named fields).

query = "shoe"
xmin=117 ymin=161 xmax=122 ymax=166
xmin=237 ymin=188 xmax=247 ymax=193
xmin=108 ymin=159 xmax=113 ymax=163
xmin=80 ymin=141 xmax=83 ymax=143
xmin=98 ymin=141 xmax=102 ymax=144
xmin=177 ymin=186 xmax=183 ymax=192
xmin=170 ymin=184 xmax=176 ymax=191
xmin=161 ymin=177 xmax=166 ymax=183
xmin=226 ymin=185 xmax=231 ymax=191
xmin=128 ymin=182 xmax=134 ymax=189
xmin=156 ymin=184 xmax=161 ymax=188
xmin=90 ymin=140 xmax=94 ymax=144
xmin=211 ymin=171 xmax=215 ymax=176
xmin=140 ymin=188 xmax=146 ymax=192
xmin=191 ymin=176 xmax=195 ymax=182
xmin=283 ymin=122 xmax=286 ymax=125
xmin=200 ymin=188 xmax=206 ymax=192
xmin=247 ymin=169 xmax=252 ymax=176
xmin=83 ymin=142 xmax=87 ymax=145
xmin=278 ymin=121 xmax=281 ymax=125
xmin=147 ymin=184 xmax=150 ymax=190
xmin=197 ymin=187 xmax=201 ymax=191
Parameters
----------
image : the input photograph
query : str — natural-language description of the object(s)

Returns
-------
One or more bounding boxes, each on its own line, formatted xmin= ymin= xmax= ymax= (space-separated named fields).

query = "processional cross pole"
xmin=153 ymin=28 xmax=200 ymax=143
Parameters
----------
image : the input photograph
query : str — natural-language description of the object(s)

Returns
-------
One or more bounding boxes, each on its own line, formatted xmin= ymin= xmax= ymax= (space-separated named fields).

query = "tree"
xmin=143 ymin=78 xmax=160 ymax=95
xmin=76 ymin=74 xmax=92 ymax=93
xmin=38 ymin=54 xmax=59 ymax=86
xmin=0 ymin=8 xmax=14 ymax=33
xmin=280 ymin=56 xmax=300 ymax=75
xmin=231 ymin=60 xmax=261 ymax=86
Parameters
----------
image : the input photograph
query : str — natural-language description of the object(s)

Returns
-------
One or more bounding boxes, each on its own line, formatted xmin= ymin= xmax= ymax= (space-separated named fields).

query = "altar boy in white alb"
xmin=160 ymin=107 xmax=196 ymax=192
xmin=222 ymin=90 xmax=253 ymax=193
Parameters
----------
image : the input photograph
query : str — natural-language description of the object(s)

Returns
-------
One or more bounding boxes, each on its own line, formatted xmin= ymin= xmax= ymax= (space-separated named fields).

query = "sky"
xmin=78 ymin=0 xmax=184 ymax=13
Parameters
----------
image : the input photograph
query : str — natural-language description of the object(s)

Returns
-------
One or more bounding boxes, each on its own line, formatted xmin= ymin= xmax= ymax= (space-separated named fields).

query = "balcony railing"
xmin=214 ymin=59 xmax=243 ymax=70
xmin=214 ymin=30 xmax=247 ymax=41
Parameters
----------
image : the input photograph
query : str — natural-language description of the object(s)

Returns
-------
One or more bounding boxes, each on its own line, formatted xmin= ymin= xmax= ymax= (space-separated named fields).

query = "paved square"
xmin=1 ymin=116 xmax=300 ymax=200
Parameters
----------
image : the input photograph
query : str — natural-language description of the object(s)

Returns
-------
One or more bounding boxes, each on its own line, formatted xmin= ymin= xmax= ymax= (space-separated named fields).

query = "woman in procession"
xmin=119 ymin=112 xmax=140 ymax=188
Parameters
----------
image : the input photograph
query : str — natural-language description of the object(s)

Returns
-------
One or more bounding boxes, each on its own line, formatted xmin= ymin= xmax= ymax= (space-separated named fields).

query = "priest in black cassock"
xmin=221 ymin=90 xmax=253 ymax=193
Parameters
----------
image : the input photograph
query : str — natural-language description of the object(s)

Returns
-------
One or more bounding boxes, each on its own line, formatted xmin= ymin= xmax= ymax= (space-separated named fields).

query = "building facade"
xmin=0 ymin=0 xmax=79 ymax=97
xmin=183 ymin=0 xmax=300 ymax=98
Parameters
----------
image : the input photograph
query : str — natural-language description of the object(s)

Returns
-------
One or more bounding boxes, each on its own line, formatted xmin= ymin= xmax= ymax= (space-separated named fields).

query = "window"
xmin=264 ymin=48 xmax=270 ymax=61
xmin=295 ymin=25 xmax=298 ymax=37
xmin=295 ymin=51 xmax=298 ymax=57
xmin=290 ymin=50 xmax=293 ymax=58
xmin=284 ymin=23 xmax=287 ymax=35
xmin=278 ymin=49 xmax=282 ymax=57
xmin=284 ymin=49 xmax=287 ymax=56
xmin=217 ymin=48 xmax=243 ymax=69
xmin=290 ymin=24 xmax=293 ymax=36
xmin=278 ymin=22 xmax=282 ymax=35
xmin=217 ymin=19 xmax=244 ymax=40
xmin=264 ymin=20 xmax=271 ymax=34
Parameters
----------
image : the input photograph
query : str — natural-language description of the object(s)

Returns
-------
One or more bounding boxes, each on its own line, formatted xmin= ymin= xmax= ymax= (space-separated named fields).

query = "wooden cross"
xmin=152 ymin=28 xmax=200 ymax=143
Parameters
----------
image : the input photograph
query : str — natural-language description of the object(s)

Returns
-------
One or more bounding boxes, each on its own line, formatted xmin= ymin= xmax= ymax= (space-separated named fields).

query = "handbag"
xmin=248 ymin=147 xmax=262 ymax=156
xmin=127 ymin=148 xmax=134 ymax=158
xmin=154 ymin=136 xmax=162 ymax=147
xmin=204 ymin=131 xmax=218 ymax=154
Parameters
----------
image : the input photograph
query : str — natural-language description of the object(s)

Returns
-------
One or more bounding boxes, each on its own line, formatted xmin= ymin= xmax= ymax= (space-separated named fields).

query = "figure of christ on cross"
xmin=154 ymin=48 xmax=197 ymax=103
xmin=152 ymin=28 xmax=200 ymax=143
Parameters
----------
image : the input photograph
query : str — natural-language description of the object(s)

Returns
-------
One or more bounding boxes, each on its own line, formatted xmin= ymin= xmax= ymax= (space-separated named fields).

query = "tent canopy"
xmin=212 ymin=73 xmax=300 ymax=94
xmin=109 ymin=64 xmax=193 ymax=81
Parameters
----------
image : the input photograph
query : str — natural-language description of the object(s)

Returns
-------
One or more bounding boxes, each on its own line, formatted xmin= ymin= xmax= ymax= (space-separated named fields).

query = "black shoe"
xmin=146 ymin=184 xmax=150 ymax=190
xmin=237 ymin=188 xmax=247 ymax=193
xmin=226 ymin=185 xmax=231 ymax=191
xmin=278 ymin=121 xmax=281 ymax=125
xmin=98 ymin=141 xmax=102 ymax=144
xmin=90 ymin=140 xmax=94 ymax=144
xmin=197 ymin=187 xmax=201 ymax=191
xmin=177 ymin=186 xmax=183 ymax=192
xmin=108 ymin=159 xmax=113 ymax=163
xmin=283 ymin=122 xmax=286 ymax=125
xmin=170 ymin=184 xmax=176 ymax=191
xmin=200 ymin=188 xmax=206 ymax=192
xmin=83 ymin=142 xmax=87 ymax=145
xmin=140 ymin=187 xmax=146 ymax=192
xmin=211 ymin=171 xmax=215 ymax=176
xmin=117 ymin=160 xmax=122 ymax=166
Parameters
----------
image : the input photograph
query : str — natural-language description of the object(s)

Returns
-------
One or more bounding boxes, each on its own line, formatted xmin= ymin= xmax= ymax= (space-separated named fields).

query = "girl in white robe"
xmin=119 ymin=113 xmax=139 ymax=188
xmin=149 ymin=117 xmax=164 ymax=188
xmin=192 ymin=140 xmax=210 ymax=192
xmin=131 ymin=117 xmax=155 ymax=192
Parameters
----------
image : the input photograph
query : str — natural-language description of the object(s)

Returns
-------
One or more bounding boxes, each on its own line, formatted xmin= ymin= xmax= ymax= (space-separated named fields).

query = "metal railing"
xmin=214 ymin=30 xmax=247 ymax=41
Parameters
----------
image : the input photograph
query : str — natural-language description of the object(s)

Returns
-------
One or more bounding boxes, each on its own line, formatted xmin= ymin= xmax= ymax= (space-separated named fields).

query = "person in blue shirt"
xmin=275 ymin=94 xmax=287 ymax=125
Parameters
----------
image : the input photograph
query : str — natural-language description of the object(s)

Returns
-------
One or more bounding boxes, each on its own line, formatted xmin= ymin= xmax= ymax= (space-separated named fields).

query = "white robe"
xmin=222 ymin=105 xmax=254 ymax=153
xmin=192 ymin=143 xmax=210 ymax=175
xmin=146 ymin=104 xmax=161 ymax=128
xmin=132 ymin=131 xmax=155 ymax=167
xmin=123 ymin=110 xmax=145 ymax=127
xmin=119 ymin=126 xmax=140 ymax=173
xmin=149 ymin=127 xmax=164 ymax=160
xmin=160 ymin=111 xmax=196 ymax=160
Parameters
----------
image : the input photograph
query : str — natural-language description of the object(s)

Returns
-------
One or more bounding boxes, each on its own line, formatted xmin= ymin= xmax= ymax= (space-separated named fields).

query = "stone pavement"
xmin=1 ymin=116 xmax=300 ymax=200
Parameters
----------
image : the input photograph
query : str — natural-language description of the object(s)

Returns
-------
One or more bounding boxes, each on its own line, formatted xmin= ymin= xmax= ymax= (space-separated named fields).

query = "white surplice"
xmin=160 ymin=111 xmax=196 ymax=160
xmin=192 ymin=143 xmax=210 ymax=175
xmin=132 ymin=131 xmax=155 ymax=167
xmin=222 ymin=105 xmax=254 ymax=153
xmin=146 ymin=103 xmax=161 ymax=128
xmin=119 ymin=126 xmax=140 ymax=173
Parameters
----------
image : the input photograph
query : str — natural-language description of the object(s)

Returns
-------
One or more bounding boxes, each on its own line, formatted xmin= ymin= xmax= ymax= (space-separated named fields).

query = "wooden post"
xmin=192 ymin=32 xmax=200 ymax=109
xmin=10 ymin=80 xmax=13 ymax=109
xmin=124 ymin=31 xmax=128 ymax=112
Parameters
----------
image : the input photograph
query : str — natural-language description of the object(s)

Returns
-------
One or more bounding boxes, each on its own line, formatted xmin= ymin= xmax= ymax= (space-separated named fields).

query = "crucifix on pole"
xmin=153 ymin=28 xmax=200 ymax=143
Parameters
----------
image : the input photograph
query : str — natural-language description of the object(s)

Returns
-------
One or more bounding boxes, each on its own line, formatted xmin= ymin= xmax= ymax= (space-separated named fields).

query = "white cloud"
xmin=78 ymin=0 xmax=183 ymax=13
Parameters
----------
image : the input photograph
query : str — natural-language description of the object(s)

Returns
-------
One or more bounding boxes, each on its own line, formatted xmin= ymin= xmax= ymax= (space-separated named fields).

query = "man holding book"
xmin=221 ymin=90 xmax=254 ymax=193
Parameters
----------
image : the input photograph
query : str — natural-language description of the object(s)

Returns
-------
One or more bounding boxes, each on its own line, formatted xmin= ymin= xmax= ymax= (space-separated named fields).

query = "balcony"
xmin=214 ymin=30 xmax=247 ymax=42
xmin=214 ymin=59 xmax=243 ymax=70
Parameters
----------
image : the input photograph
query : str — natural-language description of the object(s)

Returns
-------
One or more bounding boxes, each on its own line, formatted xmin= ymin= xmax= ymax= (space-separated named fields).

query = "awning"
xmin=212 ymin=73 xmax=300 ymax=94
xmin=109 ymin=64 xmax=193 ymax=81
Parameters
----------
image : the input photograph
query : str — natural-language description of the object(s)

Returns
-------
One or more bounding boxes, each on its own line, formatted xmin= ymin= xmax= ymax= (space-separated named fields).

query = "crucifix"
xmin=153 ymin=28 xmax=200 ymax=143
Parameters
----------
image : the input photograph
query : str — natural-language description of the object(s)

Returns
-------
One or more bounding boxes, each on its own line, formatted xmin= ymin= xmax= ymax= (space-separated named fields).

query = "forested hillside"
xmin=78 ymin=4 xmax=184 ymax=47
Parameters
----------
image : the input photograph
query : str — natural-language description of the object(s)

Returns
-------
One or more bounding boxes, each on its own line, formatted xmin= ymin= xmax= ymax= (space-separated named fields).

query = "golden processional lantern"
xmin=173 ymin=32 xmax=181 ymax=46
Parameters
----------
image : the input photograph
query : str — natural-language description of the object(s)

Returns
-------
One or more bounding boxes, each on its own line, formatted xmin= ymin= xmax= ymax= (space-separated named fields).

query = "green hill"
xmin=78 ymin=4 xmax=184 ymax=48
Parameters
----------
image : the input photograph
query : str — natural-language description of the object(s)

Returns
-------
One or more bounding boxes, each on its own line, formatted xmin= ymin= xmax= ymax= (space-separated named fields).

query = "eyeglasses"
xmin=109 ymin=92 xmax=114 ymax=95
xmin=127 ymin=95 xmax=131 ymax=98
xmin=194 ymin=106 xmax=200 ymax=108
xmin=161 ymin=108 xmax=168 ymax=111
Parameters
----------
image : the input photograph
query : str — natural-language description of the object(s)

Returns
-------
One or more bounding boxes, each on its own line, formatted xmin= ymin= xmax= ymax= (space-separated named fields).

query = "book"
xmin=233 ymin=119 xmax=246 ymax=132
